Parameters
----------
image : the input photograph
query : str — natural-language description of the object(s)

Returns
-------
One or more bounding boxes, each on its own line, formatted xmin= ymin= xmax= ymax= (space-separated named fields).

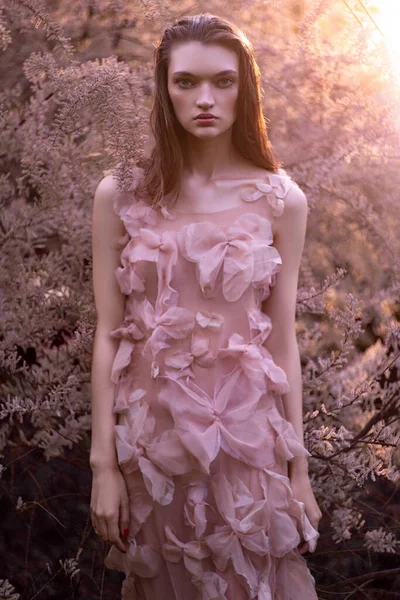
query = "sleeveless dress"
xmin=103 ymin=166 xmax=320 ymax=600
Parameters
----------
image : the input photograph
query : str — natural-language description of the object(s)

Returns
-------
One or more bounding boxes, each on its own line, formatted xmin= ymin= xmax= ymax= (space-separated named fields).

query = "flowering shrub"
xmin=0 ymin=0 xmax=399 ymax=598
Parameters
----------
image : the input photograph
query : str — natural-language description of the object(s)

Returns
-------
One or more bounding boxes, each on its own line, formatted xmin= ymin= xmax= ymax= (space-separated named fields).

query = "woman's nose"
xmin=197 ymin=84 xmax=214 ymax=104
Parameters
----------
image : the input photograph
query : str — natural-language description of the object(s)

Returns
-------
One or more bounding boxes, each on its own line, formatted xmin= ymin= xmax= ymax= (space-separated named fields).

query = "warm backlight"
xmin=372 ymin=1 xmax=400 ymax=74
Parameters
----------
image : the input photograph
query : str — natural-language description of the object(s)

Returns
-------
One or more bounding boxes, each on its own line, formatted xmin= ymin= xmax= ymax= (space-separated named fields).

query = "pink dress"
xmin=104 ymin=166 xmax=320 ymax=600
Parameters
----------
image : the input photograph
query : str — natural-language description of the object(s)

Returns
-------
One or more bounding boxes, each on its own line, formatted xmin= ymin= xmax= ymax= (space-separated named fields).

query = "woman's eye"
xmin=219 ymin=78 xmax=233 ymax=86
xmin=176 ymin=78 xmax=234 ymax=88
xmin=177 ymin=79 xmax=192 ymax=87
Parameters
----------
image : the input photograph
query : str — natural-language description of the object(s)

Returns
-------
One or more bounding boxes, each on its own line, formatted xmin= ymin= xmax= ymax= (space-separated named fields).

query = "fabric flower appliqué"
xmin=112 ymin=384 xmax=146 ymax=415
xmin=205 ymin=472 xmax=269 ymax=597
xmin=196 ymin=310 xmax=224 ymax=332
xmin=134 ymin=297 xmax=195 ymax=360
xmin=162 ymin=525 xmax=210 ymax=576
xmin=218 ymin=333 xmax=291 ymax=395
xmin=109 ymin=320 xmax=145 ymax=384
xmin=165 ymin=332 xmax=215 ymax=379
xmin=116 ymin=242 xmax=145 ymax=296
xmin=183 ymin=480 xmax=210 ymax=539
xmin=105 ymin=537 xmax=162 ymax=578
xmin=241 ymin=171 xmax=293 ymax=218
xmin=114 ymin=402 xmax=194 ymax=505
xmin=258 ymin=467 xmax=319 ymax=558
xmin=177 ymin=214 xmax=282 ymax=302
xmin=114 ymin=402 xmax=174 ymax=505
xmin=162 ymin=526 xmax=229 ymax=599
xmin=158 ymin=367 xmax=275 ymax=474
xmin=114 ymin=198 xmax=158 ymax=238
xmin=128 ymin=228 xmax=179 ymax=312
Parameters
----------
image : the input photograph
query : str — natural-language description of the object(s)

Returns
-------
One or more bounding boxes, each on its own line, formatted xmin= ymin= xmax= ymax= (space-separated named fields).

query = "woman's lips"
xmin=195 ymin=117 xmax=217 ymax=126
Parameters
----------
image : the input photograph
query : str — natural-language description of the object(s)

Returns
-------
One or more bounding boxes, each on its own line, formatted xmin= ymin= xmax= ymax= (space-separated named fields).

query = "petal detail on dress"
xmin=222 ymin=245 xmax=254 ymax=302
xmin=178 ymin=215 xmax=281 ymax=301
xmin=105 ymin=538 xmax=162 ymax=578
xmin=139 ymin=300 xmax=195 ymax=359
xmin=162 ymin=525 xmax=210 ymax=576
xmin=146 ymin=429 xmax=195 ymax=476
xmin=117 ymin=200 xmax=158 ymax=238
xmin=165 ymin=351 xmax=194 ymax=370
xmin=252 ymin=243 xmax=282 ymax=290
xmin=240 ymin=171 xmax=293 ymax=218
xmin=113 ymin=382 xmax=147 ymax=414
xmin=288 ymin=497 xmax=320 ymax=553
xmin=158 ymin=376 xmax=221 ymax=473
xmin=165 ymin=332 xmax=214 ymax=376
xmin=116 ymin=248 xmax=145 ymax=295
xmin=178 ymin=222 xmax=226 ymax=261
xmin=109 ymin=322 xmax=145 ymax=384
xmin=260 ymin=346 xmax=291 ymax=394
xmin=258 ymin=465 xmax=320 ymax=560
xmin=129 ymin=229 xmax=179 ymax=311
xmin=183 ymin=480 xmax=209 ymax=538
xmin=192 ymin=571 xmax=228 ymax=600
xmin=196 ymin=310 xmax=224 ymax=331
xmin=275 ymin=549 xmax=318 ymax=599
xmin=124 ymin=470 xmax=155 ymax=536
xmin=110 ymin=339 xmax=136 ymax=384
xmin=266 ymin=405 xmax=312 ymax=462
xmin=206 ymin=526 xmax=259 ymax=597
xmin=114 ymin=404 xmax=175 ymax=505
xmin=159 ymin=370 xmax=272 ymax=473
xmin=138 ymin=455 xmax=175 ymax=505
xmin=210 ymin=473 xmax=269 ymax=556
xmin=247 ymin=308 xmax=273 ymax=345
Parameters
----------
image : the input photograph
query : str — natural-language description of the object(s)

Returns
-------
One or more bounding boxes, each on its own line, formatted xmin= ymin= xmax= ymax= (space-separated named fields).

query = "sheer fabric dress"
xmin=104 ymin=167 xmax=320 ymax=600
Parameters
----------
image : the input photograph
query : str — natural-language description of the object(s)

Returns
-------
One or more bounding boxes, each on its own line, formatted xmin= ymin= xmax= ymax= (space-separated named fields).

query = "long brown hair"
xmin=137 ymin=13 xmax=283 ymax=208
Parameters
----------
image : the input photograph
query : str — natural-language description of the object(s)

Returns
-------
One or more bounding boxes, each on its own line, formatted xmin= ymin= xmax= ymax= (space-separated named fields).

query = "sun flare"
xmin=372 ymin=1 xmax=400 ymax=73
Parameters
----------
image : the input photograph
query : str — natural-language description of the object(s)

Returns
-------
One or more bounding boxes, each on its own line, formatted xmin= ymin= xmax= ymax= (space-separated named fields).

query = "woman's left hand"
xmin=290 ymin=472 xmax=322 ymax=555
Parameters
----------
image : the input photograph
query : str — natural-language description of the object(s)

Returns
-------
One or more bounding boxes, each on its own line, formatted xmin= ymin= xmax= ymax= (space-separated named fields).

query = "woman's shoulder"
xmin=238 ymin=166 xmax=303 ymax=220
xmin=266 ymin=169 xmax=308 ymax=241
xmin=92 ymin=174 xmax=129 ymax=253
xmin=95 ymin=166 xmax=122 ymax=208
xmin=93 ymin=173 xmax=120 ymax=212
xmin=272 ymin=168 xmax=307 ymax=211
xmin=101 ymin=163 xmax=146 ymax=194
xmin=99 ymin=163 xmax=147 ymax=219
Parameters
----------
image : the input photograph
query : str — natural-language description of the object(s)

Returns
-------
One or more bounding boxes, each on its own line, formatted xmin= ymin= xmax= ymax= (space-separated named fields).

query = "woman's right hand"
xmin=90 ymin=465 xmax=130 ymax=553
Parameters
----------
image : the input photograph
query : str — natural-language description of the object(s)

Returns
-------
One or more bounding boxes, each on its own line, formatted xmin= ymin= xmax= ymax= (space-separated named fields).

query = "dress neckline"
xmin=164 ymin=171 xmax=279 ymax=217
xmin=172 ymin=203 xmax=246 ymax=216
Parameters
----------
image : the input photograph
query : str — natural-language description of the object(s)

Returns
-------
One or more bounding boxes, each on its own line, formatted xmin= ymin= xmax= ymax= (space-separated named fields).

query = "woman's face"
xmin=167 ymin=41 xmax=239 ymax=139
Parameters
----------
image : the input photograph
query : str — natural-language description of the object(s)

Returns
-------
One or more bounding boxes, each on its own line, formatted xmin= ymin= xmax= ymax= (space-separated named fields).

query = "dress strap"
xmin=240 ymin=167 xmax=295 ymax=219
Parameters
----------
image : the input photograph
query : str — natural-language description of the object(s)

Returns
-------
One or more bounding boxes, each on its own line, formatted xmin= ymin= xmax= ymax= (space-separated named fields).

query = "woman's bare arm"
xmin=262 ymin=184 xmax=309 ymax=478
xmin=90 ymin=174 xmax=126 ymax=471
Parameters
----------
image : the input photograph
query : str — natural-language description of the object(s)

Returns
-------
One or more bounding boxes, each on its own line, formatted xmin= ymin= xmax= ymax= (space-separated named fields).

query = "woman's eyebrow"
xmin=172 ymin=69 xmax=238 ymax=77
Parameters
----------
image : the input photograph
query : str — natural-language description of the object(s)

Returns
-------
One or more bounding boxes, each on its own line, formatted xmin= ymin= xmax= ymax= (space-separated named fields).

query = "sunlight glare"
xmin=372 ymin=1 xmax=400 ymax=72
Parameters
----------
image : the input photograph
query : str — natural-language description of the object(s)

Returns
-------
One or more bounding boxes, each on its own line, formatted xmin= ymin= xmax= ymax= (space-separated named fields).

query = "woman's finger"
xmin=97 ymin=516 xmax=109 ymax=541
xmin=109 ymin=514 xmax=128 ymax=553
xmin=91 ymin=517 xmax=98 ymax=534
xmin=90 ymin=507 xmax=99 ymax=534
xmin=119 ymin=492 xmax=130 ymax=541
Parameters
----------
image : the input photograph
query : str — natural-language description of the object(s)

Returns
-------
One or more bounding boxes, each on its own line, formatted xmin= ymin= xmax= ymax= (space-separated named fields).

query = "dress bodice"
xmin=109 ymin=165 xmax=306 ymax=412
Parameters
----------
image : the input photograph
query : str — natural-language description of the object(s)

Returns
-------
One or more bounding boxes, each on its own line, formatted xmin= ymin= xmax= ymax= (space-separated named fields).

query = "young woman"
xmin=90 ymin=13 xmax=322 ymax=600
